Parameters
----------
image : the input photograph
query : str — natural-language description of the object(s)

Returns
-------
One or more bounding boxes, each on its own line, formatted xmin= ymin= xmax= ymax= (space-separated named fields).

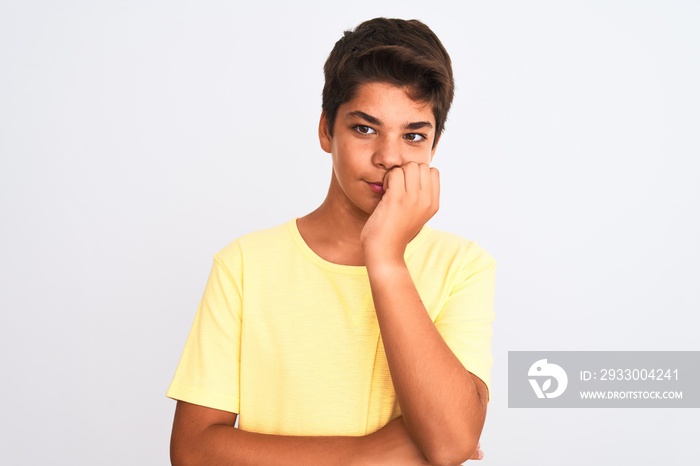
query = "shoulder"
xmin=213 ymin=220 xmax=295 ymax=271
xmin=417 ymin=226 xmax=497 ymax=273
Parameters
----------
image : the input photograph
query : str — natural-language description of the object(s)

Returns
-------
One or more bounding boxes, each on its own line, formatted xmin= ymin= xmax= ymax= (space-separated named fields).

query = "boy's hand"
xmin=361 ymin=162 xmax=439 ymax=263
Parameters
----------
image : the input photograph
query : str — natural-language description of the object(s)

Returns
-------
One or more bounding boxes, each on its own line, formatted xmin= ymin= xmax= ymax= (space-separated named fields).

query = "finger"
xmin=402 ymin=162 xmax=420 ymax=194
xmin=418 ymin=163 xmax=431 ymax=191
xmin=384 ymin=166 xmax=405 ymax=193
xmin=430 ymin=167 xmax=440 ymax=209
xmin=469 ymin=446 xmax=484 ymax=460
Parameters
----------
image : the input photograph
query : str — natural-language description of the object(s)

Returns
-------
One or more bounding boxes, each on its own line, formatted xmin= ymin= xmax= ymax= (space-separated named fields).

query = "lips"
xmin=367 ymin=181 xmax=385 ymax=194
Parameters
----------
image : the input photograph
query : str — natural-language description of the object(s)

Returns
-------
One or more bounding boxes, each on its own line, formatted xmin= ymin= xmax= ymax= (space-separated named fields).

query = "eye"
xmin=353 ymin=125 xmax=376 ymax=135
xmin=404 ymin=133 xmax=427 ymax=142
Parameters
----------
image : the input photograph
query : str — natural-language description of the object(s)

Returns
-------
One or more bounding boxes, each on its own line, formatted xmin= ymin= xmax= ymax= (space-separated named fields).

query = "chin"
xmin=348 ymin=200 xmax=377 ymax=218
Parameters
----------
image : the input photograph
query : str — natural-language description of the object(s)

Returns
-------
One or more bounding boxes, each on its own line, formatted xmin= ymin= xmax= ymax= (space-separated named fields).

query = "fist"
xmin=361 ymin=162 xmax=440 ymax=261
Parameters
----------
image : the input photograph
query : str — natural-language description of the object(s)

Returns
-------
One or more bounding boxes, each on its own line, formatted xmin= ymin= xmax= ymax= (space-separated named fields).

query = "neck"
xmin=296 ymin=175 xmax=370 ymax=266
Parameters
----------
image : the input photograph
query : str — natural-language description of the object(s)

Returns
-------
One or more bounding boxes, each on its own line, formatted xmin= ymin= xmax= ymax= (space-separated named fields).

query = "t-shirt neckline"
xmin=287 ymin=218 xmax=431 ymax=275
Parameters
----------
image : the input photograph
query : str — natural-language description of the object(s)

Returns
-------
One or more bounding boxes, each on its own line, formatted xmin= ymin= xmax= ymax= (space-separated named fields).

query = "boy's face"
xmin=319 ymin=82 xmax=439 ymax=217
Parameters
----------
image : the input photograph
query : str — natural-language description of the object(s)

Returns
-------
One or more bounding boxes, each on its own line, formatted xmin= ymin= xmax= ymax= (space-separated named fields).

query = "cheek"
xmin=332 ymin=140 xmax=362 ymax=172
xmin=407 ymin=147 xmax=434 ymax=165
xmin=333 ymin=157 xmax=360 ymax=182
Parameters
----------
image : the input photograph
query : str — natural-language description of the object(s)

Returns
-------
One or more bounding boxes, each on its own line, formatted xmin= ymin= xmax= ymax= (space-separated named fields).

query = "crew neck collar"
xmin=287 ymin=218 xmax=431 ymax=275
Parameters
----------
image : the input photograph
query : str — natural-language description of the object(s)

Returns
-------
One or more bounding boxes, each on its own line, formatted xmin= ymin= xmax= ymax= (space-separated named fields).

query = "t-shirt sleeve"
xmin=166 ymin=247 xmax=243 ymax=413
xmin=433 ymin=243 xmax=496 ymax=399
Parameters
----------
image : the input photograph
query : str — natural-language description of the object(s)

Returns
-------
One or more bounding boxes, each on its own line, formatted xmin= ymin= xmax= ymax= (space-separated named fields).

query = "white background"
xmin=1 ymin=1 xmax=698 ymax=464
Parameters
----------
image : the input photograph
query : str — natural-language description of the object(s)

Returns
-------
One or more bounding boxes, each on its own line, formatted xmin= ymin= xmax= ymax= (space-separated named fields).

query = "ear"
xmin=429 ymin=134 xmax=441 ymax=162
xmin=318 ymin=112 xmax=332 ymax=154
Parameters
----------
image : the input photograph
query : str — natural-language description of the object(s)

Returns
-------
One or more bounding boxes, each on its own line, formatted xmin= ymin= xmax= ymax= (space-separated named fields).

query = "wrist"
xmin=363 ymin=248 xmax=406 ymax=272
xmin=362 ymin=238 xmax=406 ymax=264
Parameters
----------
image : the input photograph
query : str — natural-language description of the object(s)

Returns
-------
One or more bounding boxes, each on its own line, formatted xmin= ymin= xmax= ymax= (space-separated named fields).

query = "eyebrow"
xmin=345 ymin=111 xmax=433 ymax=131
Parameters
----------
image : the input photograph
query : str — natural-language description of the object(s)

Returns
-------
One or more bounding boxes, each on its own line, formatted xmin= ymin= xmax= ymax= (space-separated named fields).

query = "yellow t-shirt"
xmin=167 ymin=219 xmax=496 ymax=436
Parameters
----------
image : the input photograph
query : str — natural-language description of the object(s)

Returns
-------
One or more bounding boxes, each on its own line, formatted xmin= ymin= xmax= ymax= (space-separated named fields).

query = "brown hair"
xmin=322 ymin=18 xmax=454 ymax=147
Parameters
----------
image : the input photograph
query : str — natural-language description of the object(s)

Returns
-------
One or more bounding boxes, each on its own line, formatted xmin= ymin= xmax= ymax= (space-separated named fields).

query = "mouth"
xmin=366 ymin=181 xmax=385 ymax=194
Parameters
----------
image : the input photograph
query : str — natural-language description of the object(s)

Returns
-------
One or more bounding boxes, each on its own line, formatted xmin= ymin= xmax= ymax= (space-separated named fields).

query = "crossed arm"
xmin=172 ymin=380 xmax=485 ymax=466
xmin=171 ymin=404 xmax=454 ymax=465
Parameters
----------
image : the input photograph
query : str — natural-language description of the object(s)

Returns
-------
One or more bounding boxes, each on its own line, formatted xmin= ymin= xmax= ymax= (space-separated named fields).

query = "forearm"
xmin=171 ymin=402 xmax=429 ymax=466
xmin=366 ymin=256 xmax=486 ymax=465
xmin=172 ymin=424 xmax=359 ymax=466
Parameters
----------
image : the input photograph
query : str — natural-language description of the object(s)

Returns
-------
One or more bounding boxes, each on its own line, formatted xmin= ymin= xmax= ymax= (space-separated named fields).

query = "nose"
xmin=371 ymin=136 xmax=403 ymax=170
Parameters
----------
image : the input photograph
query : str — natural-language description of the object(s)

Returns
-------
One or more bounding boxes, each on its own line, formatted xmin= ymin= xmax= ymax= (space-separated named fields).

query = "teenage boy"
xmin=167 ymin=17 xmax=496 ymax=466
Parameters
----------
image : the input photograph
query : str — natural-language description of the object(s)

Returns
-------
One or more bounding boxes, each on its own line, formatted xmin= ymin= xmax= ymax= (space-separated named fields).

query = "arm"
xmin=361 ymin=163 xmax=489 ymax=466
xmin=365 ymin=260 xmax=488 ymax=466
xmin=170 ymin=401 xmax=433 ymax=466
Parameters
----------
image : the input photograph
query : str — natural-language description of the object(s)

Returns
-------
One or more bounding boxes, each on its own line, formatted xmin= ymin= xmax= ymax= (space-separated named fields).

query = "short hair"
xmin=322 ymin=18 xmax=454 ymax=147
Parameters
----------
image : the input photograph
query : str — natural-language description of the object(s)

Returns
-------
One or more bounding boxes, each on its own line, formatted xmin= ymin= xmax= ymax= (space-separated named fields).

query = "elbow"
xmin=420 ymin=418 xmax=483 ymax=466
xmin=421 ymin=376 xmax=489 ymax=464
xmin=423 ymin=441 xmax=477 ymax=466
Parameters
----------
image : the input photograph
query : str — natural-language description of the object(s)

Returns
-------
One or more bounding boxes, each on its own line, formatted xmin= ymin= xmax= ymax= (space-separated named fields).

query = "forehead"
xmin=341 ymin=82 xmax=435 ymax=125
